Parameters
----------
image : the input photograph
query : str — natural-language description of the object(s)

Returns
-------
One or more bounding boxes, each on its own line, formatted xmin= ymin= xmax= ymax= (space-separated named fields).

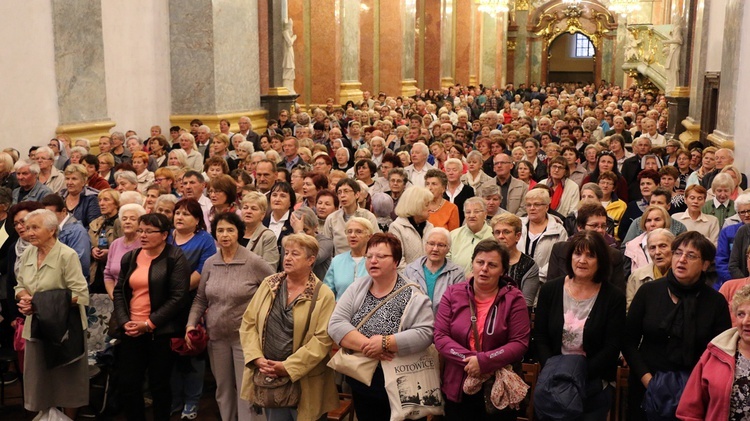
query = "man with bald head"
xmin=702 ymin=148 xmax=748 ymax=190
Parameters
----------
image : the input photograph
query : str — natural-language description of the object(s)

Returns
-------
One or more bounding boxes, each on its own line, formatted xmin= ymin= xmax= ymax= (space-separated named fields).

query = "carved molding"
xmin=507 ymin=40 xmax=517 ymax=51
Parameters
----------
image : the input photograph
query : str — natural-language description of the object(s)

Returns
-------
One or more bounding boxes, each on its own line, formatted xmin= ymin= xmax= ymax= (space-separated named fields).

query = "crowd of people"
xmin=0 ymin=81 xmax=749 ymax=421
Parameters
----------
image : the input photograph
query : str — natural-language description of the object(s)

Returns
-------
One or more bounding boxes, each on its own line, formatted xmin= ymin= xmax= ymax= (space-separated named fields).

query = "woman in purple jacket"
xmin=434 ymin=239 xmax=531 ymax=420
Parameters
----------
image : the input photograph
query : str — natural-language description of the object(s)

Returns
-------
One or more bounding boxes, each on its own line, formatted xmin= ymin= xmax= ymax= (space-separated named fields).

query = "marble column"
xmin=480 ymin=12 xmax=498 ymax=87
xmin=261 ymin=0 xmax=299 ymax=121
xmin=707 ymin=0 xmax=744 ymax=146
xmin=401 ymin=0 xmax=418 ymax=97
xmin=52 ymin=0 xmax=115 ymax=141
xmin=513 ymin=3 xmax=531 ymax=86
xmin=468 ymin=2 xmax=478 ymax=87
xmin=339 ymin=0 xmax=363 ymax=104
xmin=681 ymin=0 xmax=710 ymax=143
xmin=440 ymin=0 xmax=455 ymax=87
xmin=666 ymin=0 xmax=697 ymax=138
xmin=169 ymin=0 xmax=266 ymax=133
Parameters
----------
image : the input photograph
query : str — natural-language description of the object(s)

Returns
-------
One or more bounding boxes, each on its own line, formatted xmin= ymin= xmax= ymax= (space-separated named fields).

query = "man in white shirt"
xmin=405 ymin=142 xmax=434 ymax=187
xmin=641 ymin=117 xmax=665 ymax=147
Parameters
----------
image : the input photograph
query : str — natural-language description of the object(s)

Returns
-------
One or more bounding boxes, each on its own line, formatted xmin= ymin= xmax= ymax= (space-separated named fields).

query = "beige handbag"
xmin=327 ymin=283 xmax=417 ymax=386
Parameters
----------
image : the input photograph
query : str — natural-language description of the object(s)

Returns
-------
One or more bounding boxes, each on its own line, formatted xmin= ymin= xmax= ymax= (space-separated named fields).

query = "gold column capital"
xmin=515 ymin=0 xmax=530 ymax=11
xmin=679 ymin=118 xmax=700 ymax=144
xmin=56 ymin=120 xmax=117 ymax=143
xmin=668 ymin=86 xmax=691 ymax=98
xmin=440 ymin=77 xmax=455 ymax=88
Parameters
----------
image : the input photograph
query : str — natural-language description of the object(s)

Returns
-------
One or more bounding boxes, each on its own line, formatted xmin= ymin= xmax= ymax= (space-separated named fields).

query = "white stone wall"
xmin=102 ymin=0 xmax=171 ymax=137
xmin=0 ymin=1 xmax=60 ymax=158
xmin=734 ymin=1 xmax=750 ymax=174
xmin=706 ymin=0 xmax=728 ymax=72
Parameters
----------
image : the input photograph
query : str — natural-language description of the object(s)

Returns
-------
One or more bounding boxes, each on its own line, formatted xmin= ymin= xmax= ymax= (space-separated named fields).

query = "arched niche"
xmin=527 ymin=0 xmax=618 ymax=84
xmin=547 ymin=32 xmax=596 ymax=83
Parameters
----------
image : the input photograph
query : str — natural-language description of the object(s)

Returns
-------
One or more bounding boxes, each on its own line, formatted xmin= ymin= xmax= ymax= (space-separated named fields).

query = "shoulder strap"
xmin=300 ymin=281 xmax=322 ymax=342
xmin=467 ymin=292 xmax=482 ymax=351
xmin=250 ymin=228 xmax=273 ymax=252
xmin=355 ymin=282 xmax=417 ymax=329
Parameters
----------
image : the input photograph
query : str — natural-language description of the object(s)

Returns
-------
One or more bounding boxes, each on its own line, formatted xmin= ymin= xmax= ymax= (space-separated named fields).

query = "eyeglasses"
xmin=738 ymin=210 xmax=750 ymax=216
xmin=550 ymin=164 xmax=565 ymax=171
xmin=337 ymin=189 xmax=355 ymax=195
xmin=494 ymin=161 xmax=512 ymax=167
xmin=136 ymin=229 xmax=163 ymax=235
xmin=154 ymin=178 xmax=167 ymax=183
xmin=673 ymin=250 xmax=701 ymax=261
xmin=346 ymin=229 xmax=367 ymax=236
xmin=365 ymin=254 xmax=393 ymax=261
xmin=525 ymin=202 xmax=547 ymax=208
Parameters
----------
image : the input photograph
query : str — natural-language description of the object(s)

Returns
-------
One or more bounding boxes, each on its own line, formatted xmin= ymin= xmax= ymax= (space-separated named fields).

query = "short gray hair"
xmin=293 ymin=206 xmax=319 ymax=231
xmin=238 ymin=141 xmax=255 ymax=154
xmin=464 ymin=197 xmax=487 ymax=213
xmin=411 ymin=142 xmax=429 ymax=155
xmin=25 ymin=209 xmax=59 ymax=236
xmin=424 ymin=227 xmax=451 ymax=248
xmin=14 ymin=158 xmax=40 ymax=175
xmin=119 ymin=190 xmax=144 ymax=206
xmin=155 ymin=194 xmax=179 ymax=208
xmin=346 ymin=216 xmax=375 ymax=236
xmin=115 ymin=170 xmax=138 ymax=185
xmin=646 ymin=228 xmax=675 ymax=245
xmin=119 ymin=203 xmax=147 ymax=220
xmin=35 ymin=146 xmax=54 ymax=159
xmin=735 ymin=193 xmax=750 ymax=209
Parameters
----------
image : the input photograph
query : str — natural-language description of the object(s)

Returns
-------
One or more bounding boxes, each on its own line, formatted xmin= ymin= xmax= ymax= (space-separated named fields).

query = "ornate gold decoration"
xmin=515 ymin=0 xmax=530 ymax=11
xmin=507 ymin=40 xmax=517 ymax=51
xmin=56 ymin=120 xmax=116 ymax=144
xmin=170 ymin=110 xmax=268 ymax=135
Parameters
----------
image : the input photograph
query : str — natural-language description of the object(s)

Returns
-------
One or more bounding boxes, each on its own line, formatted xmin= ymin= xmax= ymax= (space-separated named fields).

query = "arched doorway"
xmin=547 ymin=32 xmax=595 ymax=84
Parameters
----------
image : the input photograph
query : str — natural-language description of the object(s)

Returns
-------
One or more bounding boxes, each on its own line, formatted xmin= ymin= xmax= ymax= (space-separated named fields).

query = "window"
xmin=574 ymin=33 xmax=595 ymax=58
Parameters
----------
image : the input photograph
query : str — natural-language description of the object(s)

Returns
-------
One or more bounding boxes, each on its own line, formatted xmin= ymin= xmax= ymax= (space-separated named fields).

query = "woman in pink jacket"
xmin=677 ymin=284 xmax=750 ymax=420
xmin=434 ymin=239 xmax=530 ymax=420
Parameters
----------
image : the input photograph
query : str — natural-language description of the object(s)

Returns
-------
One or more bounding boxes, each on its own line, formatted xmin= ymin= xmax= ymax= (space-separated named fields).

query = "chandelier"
xmin=608 ymin=0 xmax=642 ymax=16
xmin=562 ymin=0 xmax=582 ymax=4
xmin=476 ymin=0 xmax=509 ymax=14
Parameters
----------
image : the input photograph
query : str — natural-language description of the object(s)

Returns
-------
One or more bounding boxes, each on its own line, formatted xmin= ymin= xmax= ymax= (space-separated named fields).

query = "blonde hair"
xmin=241 ymin=191 xmax=269 ymax=214
xmin=282 ymin=233 xmax=319 ymax=259
xmin=63 ymin=163 xmax=88 ymax=180
xmin=732 ymin=284 xmax=750 ymax=313
xmin=394 ymin=186 xmax=433 ymax=218
xmin=346 ymin=217 xmax=375 ymax=236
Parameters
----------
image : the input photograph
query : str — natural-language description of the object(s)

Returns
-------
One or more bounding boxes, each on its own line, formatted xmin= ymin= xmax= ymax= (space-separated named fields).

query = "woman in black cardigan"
xmin=534 ymin=230 xmax=626 ymax=421
xmin=623 ymin=231 xmax=731 ymax=420
xmin=113 ymin=213 xmax=191 ymax=421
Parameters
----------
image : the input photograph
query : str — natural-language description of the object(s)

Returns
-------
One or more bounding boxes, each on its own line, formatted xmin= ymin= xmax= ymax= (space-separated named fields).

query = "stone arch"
xmin=527 ymin=0 xmax=618 ymax=84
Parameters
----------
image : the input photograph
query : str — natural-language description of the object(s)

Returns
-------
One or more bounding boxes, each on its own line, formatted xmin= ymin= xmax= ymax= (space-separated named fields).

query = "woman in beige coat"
xmin=386 ymin=186 xmax=434 ymax=268
xmin=240 ymin=233 xmax=338 ymax=421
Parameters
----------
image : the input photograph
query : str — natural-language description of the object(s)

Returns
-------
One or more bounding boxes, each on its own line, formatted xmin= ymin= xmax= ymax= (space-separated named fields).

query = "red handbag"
xmin=171 ymin=323 xmax=209 ymax=356
xmin=13 ymin=317 xmax=25 ymax=352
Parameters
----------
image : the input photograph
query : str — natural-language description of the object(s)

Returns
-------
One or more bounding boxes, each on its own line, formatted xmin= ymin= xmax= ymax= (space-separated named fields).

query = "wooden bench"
xmin=327 ymin=393 xmax=354 ymax=421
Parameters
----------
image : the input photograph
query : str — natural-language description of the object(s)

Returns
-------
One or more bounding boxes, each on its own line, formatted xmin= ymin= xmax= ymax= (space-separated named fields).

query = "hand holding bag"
xmin=327 ymin=282 xmax=415 ymax=386
xmin=252 ymin=282 xmax=321 ymax=408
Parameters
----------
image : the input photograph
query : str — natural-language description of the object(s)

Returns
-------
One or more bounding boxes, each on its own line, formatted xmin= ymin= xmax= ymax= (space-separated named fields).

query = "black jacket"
xmin=534 ymin=277 xmax=626 ymax=382
xmin=31 ymin=289 xmax=84 ymax=369
xmin=113 ymin=244 xmax=190 ymax=338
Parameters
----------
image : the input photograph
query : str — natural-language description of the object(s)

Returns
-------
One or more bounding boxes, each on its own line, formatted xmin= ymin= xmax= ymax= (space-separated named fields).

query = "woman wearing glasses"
xmin=404 ymin=227 xmax=465 ymax=313
xmin=582 ymin=150 xmax=629 ymax=203
xmin=113 ymin=213 xmax=191 ymax=420
xmin=538 ymin=156 xmax=581 ymax=217
xmin=623 ymin=232 xmax=731 ymax=420
xmin=328 ymin=233 xmax=434 ymax=421
xmin=323 ymin=217 xmax=375 ymax=300
xmin=517 ymin=188 xmax=568 ymax=286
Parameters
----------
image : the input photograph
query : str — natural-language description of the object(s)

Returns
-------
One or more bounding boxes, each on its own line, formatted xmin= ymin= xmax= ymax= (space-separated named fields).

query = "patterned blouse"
xmin=731 ymin=351 xmax=750 ymax=420
xmin=350 ymin=277 xmax=412 ymax=338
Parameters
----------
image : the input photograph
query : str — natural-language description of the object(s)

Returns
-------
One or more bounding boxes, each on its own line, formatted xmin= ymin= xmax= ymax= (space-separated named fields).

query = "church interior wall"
xmin=101 ymin=0 xmax=171 ymax=137
xmin=732 ymin=0 xmax=750 ymax=172
xmin=378 ymin=0 xmax=404 ymax=96
xmin=705 ymin=0 xmax=727 ymax=72
xmin=422 ymin=0 xmax=442 ymax=90
xmin=0 ymin=1 xmax=60 ymax=155
xmin=454 ymin=0 xmax=472 ymax=85
xmin=359 ymin=0 xmax=376 ymax=94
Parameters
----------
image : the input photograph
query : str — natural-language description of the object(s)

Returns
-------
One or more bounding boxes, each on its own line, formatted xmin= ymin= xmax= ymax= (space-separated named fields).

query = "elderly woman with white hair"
xmin=704 ymin=172 xmax=738 ymax=228
xmin=103 ymin=203 xmax=147 ymax=299
xmin=0 ymin=151 xmax=18 ymax=190
xmin=115 ymin=170 xmax=139 ymax=193
xmin=35 ymin=146 xmax=65 ymax=194
xmin=404 ymin=227 xmax=465 ymax=313
xmin=460 ymin=150 xmax=493 ymax=193
xmin=15 ymin=209 xmax=90 ymax=416
xmin=288 ymin=206 xmax=334 ymax=281
xmin=178 ymin=132 xmax=204 ymax=172
xmin=323 ymin=216 xmax=374 ymax=300
xmin=388 ymin=186 xmax=434 ymax=268
xmin=517 ymin=188 xmax=568 ymax=284
xmin=168 ymin=148 xmax=189 ymax=169
xmin=448 ymin=197 xmax=495 ymax=274
xmin=60 ymin=164 xmax=101 ymax=230
xmin=369 ymin=136 xmax=387 ymax=167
